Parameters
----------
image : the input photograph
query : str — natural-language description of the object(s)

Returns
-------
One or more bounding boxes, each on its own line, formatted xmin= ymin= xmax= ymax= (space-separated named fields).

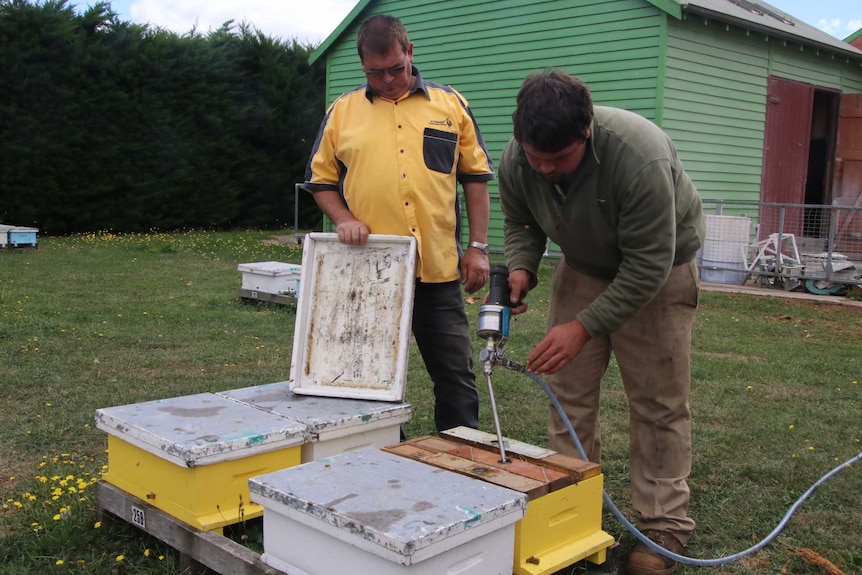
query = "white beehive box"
xmin=290 ymin=233 xmax=416 ymax=401
xmin=237 ymin=261 xmax=301 ymax=295
xmin=249 ymin=449 xmax=527 ymax=575
xmin=95 ymin=393 xmax=308 ymax=531
xmin=217 ymin=381 xmax=412 ymax=462
xmin=0 ymin=224 xmax=13 ymax=248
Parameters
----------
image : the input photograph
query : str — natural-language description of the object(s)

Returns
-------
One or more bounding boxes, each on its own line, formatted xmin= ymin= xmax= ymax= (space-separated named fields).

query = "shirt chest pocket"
xmin=423 ymin=128 xmax=458 ymax=174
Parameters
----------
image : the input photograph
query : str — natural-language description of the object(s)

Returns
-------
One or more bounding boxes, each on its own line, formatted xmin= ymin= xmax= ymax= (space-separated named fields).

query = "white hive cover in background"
xmin=289 ymin=233 xmax=416 ymax=401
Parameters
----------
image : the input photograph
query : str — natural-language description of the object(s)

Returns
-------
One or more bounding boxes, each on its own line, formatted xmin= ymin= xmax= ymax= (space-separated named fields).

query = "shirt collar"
xmin=364 ymin=65 xmax=431 ymax=102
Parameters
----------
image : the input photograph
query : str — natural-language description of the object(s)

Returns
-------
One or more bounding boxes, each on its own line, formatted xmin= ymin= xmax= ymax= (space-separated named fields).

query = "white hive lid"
xmin=217 ymin=381 xmax=411 ymax=437
xmin=249 ymin=449 xmax=527 ymax=561
xmin=95 ymin=392 xmax=308 ymax=467
xmin=237 ymin=261 xmax=301 ymax=276
xmin=289 ymin=233 xmax=416 ymax=402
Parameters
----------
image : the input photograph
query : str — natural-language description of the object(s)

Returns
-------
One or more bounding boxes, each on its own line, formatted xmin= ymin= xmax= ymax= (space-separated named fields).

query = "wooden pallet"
xmin=95 ymin=480 xmax=285 ymax=575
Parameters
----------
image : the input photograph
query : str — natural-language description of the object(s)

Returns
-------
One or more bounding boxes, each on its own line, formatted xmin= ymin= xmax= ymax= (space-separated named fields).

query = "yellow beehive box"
xmin=389 ymin=428 xmax=616 ymax=575
xmin=513 ymin=472 xmax=614 ymax=574
xmin=95 ymin=393 xmax=307 ymax=532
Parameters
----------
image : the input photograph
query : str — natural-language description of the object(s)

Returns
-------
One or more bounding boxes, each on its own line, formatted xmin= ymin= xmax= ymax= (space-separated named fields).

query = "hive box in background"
xmin=95 ymin=393 xmax=307 ymax=532
xmin=217 ymin=381 xmax=412 ymax=462
xmin=249 ymin=449 xmax=527 ymax=575
xmin=237 ymin=261 xmax=301 ymax=297
xmin=0 ymin=224 xmax=13 ymax=248
xmin=6 ymin=226 xmax=38 ymax=248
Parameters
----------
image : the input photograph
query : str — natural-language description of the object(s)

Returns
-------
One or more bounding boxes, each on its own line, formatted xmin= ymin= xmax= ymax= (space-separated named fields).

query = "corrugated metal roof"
xmin=682 ymin=0 xmax=862 ymax=58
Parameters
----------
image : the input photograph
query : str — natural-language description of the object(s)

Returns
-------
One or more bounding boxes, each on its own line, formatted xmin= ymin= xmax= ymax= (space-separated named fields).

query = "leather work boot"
xmin=625 ymin=529 xmax=685 ymax=575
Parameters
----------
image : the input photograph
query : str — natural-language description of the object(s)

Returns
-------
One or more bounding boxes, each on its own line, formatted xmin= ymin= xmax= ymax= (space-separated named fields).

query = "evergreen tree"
xmin=0 ymin=0 xmax=325 ymax=233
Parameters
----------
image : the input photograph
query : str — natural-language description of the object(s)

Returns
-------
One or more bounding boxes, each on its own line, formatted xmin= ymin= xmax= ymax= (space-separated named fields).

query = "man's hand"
xmin=526 ymin=319 xmax=590 ymax=375
xmin=335 ymin=219 xmax=370 ymax=245
xmin=312 ymin=190 xmax=369 ymax=245
xmin=460 ymin=248 xmax=489 ymax=293
xmin=507 ymin=269 xmax=531 ymax=315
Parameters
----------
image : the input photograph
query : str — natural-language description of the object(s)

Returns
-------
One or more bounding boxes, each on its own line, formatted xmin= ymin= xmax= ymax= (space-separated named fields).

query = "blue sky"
xmin=100 ymin=0 xmax=860 ymax=45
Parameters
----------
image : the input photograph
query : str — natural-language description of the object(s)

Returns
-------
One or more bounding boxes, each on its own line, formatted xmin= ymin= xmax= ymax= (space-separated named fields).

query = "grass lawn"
xmin=1 ymin=230 xmax=860 ymax=575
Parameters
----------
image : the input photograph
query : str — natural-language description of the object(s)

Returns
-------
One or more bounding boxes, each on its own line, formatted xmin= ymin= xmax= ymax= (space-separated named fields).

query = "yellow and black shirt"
xmin=303 ymin=67 xmax=494 ymax=282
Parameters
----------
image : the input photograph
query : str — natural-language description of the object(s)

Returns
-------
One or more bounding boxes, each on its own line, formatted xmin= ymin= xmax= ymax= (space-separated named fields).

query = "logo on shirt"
xmin=429 ymin=118 xmax=452 ymax=127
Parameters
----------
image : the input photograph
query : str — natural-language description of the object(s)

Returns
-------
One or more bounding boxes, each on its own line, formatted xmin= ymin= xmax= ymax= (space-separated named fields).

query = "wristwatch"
xmin=468 ymin=241 xmax=490 ymax=255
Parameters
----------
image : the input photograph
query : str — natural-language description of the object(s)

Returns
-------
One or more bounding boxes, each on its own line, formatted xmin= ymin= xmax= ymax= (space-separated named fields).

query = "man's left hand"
xmin=526 ymin=320 xmax=591 ymax=375
xmin=460 ymin=249 xmax=490 ymax=293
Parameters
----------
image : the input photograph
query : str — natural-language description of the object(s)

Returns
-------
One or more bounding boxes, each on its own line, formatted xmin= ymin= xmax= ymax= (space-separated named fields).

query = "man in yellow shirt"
xmin=302 ymin=14 xmax=494 ymax=431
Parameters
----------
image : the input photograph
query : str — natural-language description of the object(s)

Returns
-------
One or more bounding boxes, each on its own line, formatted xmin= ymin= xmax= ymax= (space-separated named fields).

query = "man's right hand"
xmin=335 ymin=219 xmax=370 ymax=245
xmin=508 ymin=269 xmax=531 ymax=315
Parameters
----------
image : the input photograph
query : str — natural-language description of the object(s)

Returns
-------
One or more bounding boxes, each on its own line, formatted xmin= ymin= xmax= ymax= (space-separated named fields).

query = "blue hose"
xmin=523 ymin=369 xmax=862 ymax=567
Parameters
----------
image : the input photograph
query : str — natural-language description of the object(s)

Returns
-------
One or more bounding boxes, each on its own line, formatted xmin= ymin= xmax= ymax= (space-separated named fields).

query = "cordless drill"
xmin=477 ymin=265 xmax=512 ymax=347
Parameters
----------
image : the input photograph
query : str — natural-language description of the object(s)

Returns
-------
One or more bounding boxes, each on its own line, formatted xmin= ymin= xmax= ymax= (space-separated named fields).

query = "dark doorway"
xmin=803 ymin=90 xmax=840 ymax=240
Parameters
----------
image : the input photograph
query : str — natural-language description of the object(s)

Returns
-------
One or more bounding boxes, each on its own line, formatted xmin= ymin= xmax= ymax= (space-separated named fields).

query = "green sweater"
xmin=498 ymin=106 xmax=704 ymax=337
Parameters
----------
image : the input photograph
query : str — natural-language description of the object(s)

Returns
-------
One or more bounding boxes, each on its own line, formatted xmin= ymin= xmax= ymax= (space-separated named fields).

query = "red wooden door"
xmin=833 ymin=93 xmax=862 ymax=254
xmin=760 ymin=77 xmax=813 ymax=238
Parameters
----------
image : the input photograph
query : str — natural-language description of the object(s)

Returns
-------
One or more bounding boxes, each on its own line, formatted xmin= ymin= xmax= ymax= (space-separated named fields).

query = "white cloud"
xmin=128 ymin=0 xmax=360 ymax=44
xmin=817 ymin=17 xmax=845 ymax=37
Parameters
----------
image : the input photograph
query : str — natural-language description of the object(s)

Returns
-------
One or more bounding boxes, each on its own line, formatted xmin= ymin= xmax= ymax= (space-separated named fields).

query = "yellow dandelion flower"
xmin=94 ymin=521 xmax=102 ymax=529
xmin=53 ymin=514 xmax=61 ymax=521
xmin=788 ymin=424 xmax=794 ymax=429
xmin=144 ymin=549 xmax=150 ymax=557
xmin=56 ymin=560 xmax=64 ymax=565
xmin=116 ymin=555 xmax=125 ymax=562
xmin=808 ymin=446 xmax=815 ymax=451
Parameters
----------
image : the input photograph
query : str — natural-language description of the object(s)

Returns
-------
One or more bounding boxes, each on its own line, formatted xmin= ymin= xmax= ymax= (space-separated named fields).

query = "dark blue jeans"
xmin=411 ymin=280 xmax=479 ymax=432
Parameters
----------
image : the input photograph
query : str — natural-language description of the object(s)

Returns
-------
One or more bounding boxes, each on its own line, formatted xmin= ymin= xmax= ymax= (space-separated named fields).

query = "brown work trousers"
xmin=547 ymin=258 xmax=699 ymax=543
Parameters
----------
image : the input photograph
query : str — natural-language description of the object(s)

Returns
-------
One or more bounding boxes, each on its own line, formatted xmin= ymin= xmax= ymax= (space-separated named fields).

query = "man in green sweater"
xmin=498 ymin=70 xmax=704 ymax=575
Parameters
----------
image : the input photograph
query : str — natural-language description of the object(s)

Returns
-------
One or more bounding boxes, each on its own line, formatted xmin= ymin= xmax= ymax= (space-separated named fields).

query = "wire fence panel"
xmin=701 ymin=200 xmax=862 ymax=291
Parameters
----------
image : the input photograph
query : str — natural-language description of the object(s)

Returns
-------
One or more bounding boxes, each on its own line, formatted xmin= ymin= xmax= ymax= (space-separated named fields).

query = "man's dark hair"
xmin=512 ymin=70 xmax=594 ymax=153
xmin=357 ymin=15 xmax=410 ymax=61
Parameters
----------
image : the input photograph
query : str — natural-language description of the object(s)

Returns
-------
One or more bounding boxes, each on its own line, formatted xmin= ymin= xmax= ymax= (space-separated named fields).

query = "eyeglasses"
xmin=363 ymin=64 xmax=408 ymax=78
